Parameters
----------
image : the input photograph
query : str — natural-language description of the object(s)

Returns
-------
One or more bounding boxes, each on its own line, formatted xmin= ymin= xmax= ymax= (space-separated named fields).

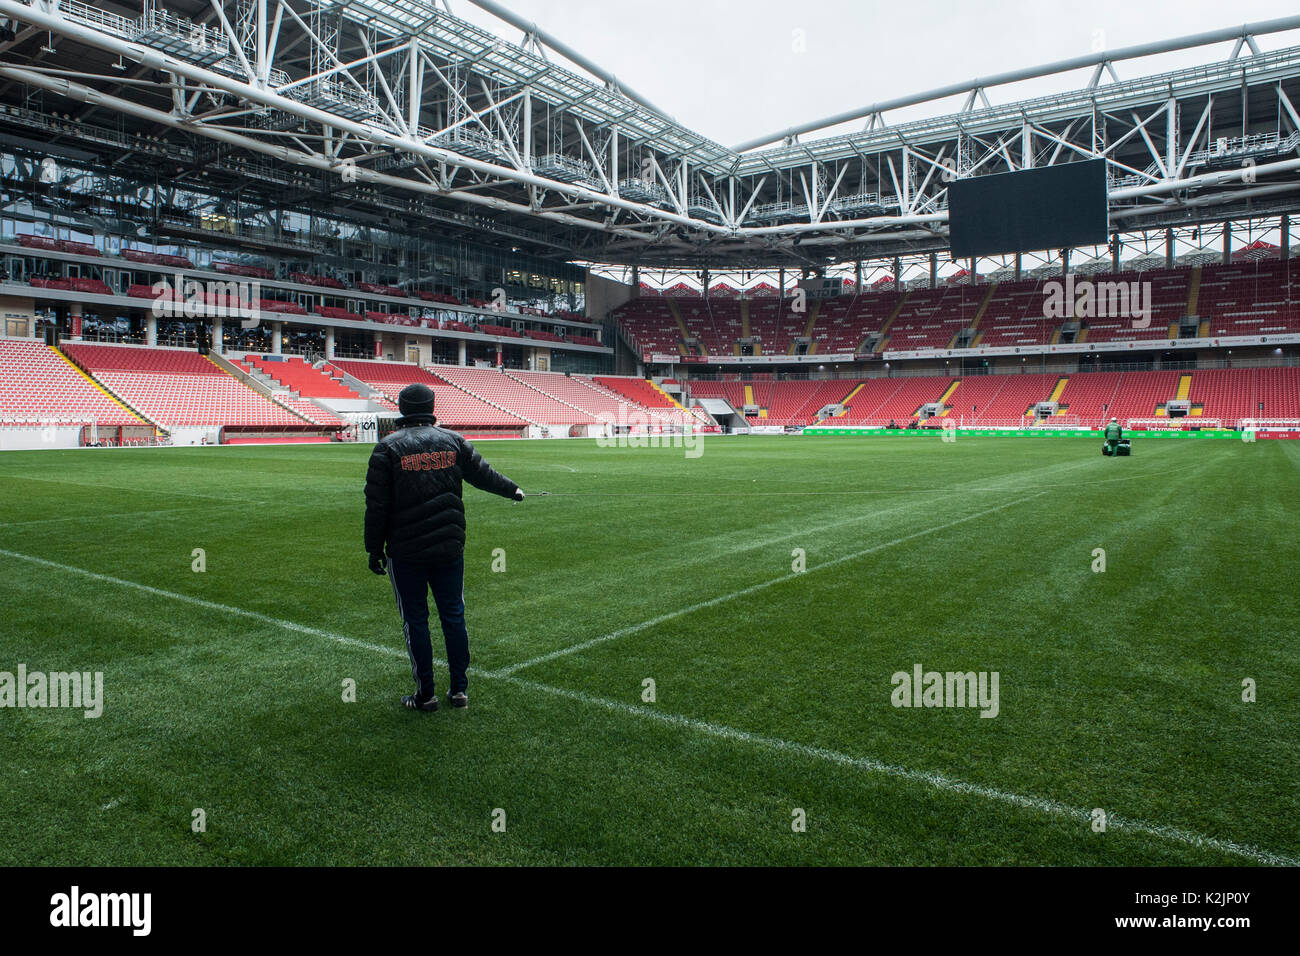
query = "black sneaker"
xmin=447 ymin=691 xmax=468 ymax=709
xmin=402 ymin=693 xmax=438 ymax=712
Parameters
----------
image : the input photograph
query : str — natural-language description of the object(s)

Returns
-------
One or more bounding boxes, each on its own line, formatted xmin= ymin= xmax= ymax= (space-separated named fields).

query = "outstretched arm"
xmin=459 ymin=437 xmax=521 ymax=500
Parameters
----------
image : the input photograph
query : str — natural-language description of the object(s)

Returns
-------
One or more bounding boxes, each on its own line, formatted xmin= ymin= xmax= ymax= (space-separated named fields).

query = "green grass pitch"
xmin=1 ymin=435 xmax=1297 ymax=866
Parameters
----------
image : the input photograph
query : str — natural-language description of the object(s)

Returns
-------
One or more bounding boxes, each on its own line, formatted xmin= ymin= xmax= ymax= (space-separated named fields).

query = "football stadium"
xmin=2 ymin=0 xmax=1299 ymax=898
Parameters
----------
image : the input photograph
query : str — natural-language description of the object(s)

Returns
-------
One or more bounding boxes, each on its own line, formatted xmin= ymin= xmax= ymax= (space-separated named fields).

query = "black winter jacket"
xmin=364 ymin=415 xmax=519 ymax=564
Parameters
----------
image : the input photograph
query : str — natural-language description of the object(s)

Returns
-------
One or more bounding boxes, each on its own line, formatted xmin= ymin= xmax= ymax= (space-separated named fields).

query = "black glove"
xmin=368 ymin=552 xmax=387 ymax=575
xmin=513 ymin=488 xmax=525 ymax=502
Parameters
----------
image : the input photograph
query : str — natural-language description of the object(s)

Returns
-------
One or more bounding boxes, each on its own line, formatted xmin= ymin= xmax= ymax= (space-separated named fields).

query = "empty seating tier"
xmin=329 ymin=359 xmax=526 ymax=429
xmin=0 ymin=339 xmax=141 ymax=426
xmin=63 ymin=343 xmax=313 ymax=429
xmin=242 ymin=355 xmax=362 ymax=399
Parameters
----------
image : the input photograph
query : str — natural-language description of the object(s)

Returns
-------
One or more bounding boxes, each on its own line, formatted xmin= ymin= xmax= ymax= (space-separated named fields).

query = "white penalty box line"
xmin=0 ymin=545 xmax=1294 ymax=867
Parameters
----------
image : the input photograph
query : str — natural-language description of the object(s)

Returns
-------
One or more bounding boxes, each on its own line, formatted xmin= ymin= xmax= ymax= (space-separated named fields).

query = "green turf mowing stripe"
xmin=496 ymin=492 xmax=1050 ymax=676
xmin=3 ymin=542 xmax=1294 ymax=868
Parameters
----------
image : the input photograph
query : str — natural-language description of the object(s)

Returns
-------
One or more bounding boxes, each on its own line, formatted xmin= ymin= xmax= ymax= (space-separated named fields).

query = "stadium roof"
xmin=0 ymin=0 xmax=1299 ymax=268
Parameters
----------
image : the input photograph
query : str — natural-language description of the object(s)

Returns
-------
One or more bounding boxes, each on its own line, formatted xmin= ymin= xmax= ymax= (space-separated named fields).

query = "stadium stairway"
xmin=574 ymin=376 xmax=703 ymax=427
xmin=937 ymin=379 xmax=961 ymax=415
xmin=875 ymin=291 xmax=910 ymax=352
xmin=950 ymin=284 xmax=998 ymax=349
xmin=649 ymin=379 xmax=687 ymax=410
xmin=206 ymin=353 xmax=339 ymax=428
xmin=322 ymin=362 xmax=396 ymax=408
xmin=427 ymin=367 xmax=548 ymax=426
xmin=1186 ymin=266 xmax=1202 ymax=319
xmin=500 ymin=369 xmax=609 ymax=422
xmin=51 ymin=345 xmax=155 ymax=427
xmin=797 ymin=303 xmax=820 ymax=355
xmin=833 ymin=382 xmax=866 ymax=416
xmin=223 ymin=355 xmax=348 ymax=428
xmin=666 ymin=300 xmax=692 ymax=355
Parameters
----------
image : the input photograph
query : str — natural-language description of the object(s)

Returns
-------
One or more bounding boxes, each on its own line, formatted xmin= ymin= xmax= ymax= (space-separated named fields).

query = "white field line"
xmin=0 ymin=547 xmax=393 ymax=658
xmin=0 ymin=507 xmax=207 ymax=528
xmin=496 ymin=492 xmax=1049 ymax=676
xmin=0 ymin=473 xmax=267 ymax=503
xmin=490 ymin=673 xmax=1299 ymax=868
xmin=0 ymin=544 xmax=1293 ymax=867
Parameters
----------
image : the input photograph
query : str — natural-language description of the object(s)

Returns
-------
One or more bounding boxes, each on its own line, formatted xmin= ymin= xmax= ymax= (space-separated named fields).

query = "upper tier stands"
xmin=614 ymin=299 xmax=682 ymax=356
xmin=62 ymin=343 xmax=313 ymax=428
xmin=883 ymin=286 xmax=987 ymax=351
xmin=1079 ymin=268 xmax=1189 ymax=343
xmin=1197 ymin=259 xmax=1300 ymax=338
xmin=614 ymin=258 xmax=1300 ymax=358
xmin=747 ymin=299 xmax=813 ymax=355
xmin=812 ymin=293 xmax=900 ymax=353
xmin=976 ymin=281 xmax=1057 ymax=348
xmin=0 ymin=339 xmax=140 ymax=426
xmin=676 ymin=299 xmax=735 ymax=355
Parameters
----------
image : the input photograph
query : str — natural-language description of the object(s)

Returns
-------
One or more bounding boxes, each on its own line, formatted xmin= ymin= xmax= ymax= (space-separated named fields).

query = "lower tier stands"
xmin=330 ymin=360 xmax=708 ymax=428
xmin=690 ymin=379 xmax=852 ymax=426
xmin=62 ymin=343 xmax=315 ymax=429
xmin=594 ymin=376 xmax=676 ymax=408
xmin=231 ymin=356 xmax=349 ymax=427
xmin=946 ymin=373 xmax=1058 ymax=424
xmin=686 ymin=367 xmax=1300 ymax=427
xmin=430 ymin=364 xmax=595 ymax=425
xmin=6 ymin=341 xmax=1297 ymax=435
xmin=242 ymin=355 xmax=361 ymax=400
xmin=329 ymin=359 xmax=526 ymax=429
xmin=0 ymin=339 xmax=141 ymax=426
xmin=503 ymin=369 xmax=626 ymax=420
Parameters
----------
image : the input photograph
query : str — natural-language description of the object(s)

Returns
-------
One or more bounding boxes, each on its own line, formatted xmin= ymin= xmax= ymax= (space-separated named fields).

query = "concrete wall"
xmin=585 ymin=271 xmax=635 ymax=321
xmin=0 ymin=295 xmax=37 ymax=337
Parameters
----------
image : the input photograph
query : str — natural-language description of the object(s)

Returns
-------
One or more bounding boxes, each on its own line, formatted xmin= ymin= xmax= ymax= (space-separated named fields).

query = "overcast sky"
xmin=450 ymin=0 xmax=1300 ymax=149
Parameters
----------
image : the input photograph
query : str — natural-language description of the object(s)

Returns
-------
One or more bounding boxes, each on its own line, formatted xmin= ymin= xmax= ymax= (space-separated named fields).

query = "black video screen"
xmin=948 ymin=159 xmax=1108 ymax=258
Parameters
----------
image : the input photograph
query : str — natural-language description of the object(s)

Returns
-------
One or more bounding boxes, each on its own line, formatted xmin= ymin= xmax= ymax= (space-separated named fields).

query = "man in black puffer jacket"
xmin=364 ymin=382 xmax=523 ymax=712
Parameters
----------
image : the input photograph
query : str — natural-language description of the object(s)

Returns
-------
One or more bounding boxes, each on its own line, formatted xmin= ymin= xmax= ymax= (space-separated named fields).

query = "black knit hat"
xmin=398 ymin=382 xmax=436 ymax=418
